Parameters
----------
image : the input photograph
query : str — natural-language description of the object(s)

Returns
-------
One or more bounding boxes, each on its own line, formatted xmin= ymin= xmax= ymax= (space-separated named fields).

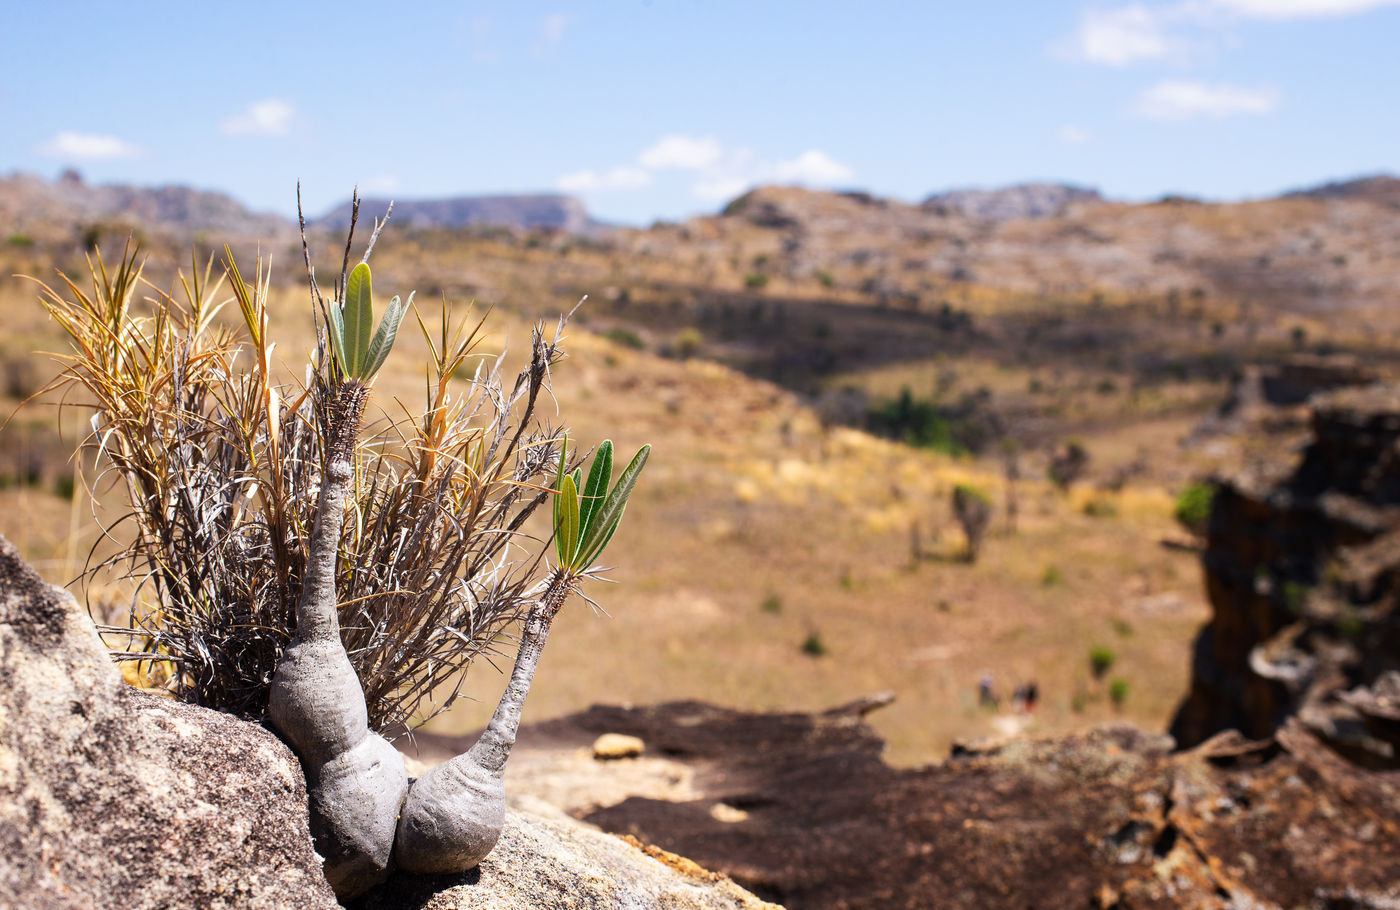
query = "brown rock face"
xmin=493 ymin=699 xmax=1400 ymax=910
xmin=0 ymin=535 xmax=338 ymax=910
xmin=1172 ymin=384 xmax=1400 ymax=749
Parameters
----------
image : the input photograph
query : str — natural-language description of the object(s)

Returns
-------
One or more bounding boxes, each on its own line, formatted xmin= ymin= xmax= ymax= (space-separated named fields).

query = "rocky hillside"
xmin=921 ymin=181 xmax=1103 ymax=220
xmin=621 ymin=176 xmax=1400 ymax=316
xmin=0 ymin=169 xmax=295 ymax=242
xmin=314 ymin=193 xmax=602 ymax=235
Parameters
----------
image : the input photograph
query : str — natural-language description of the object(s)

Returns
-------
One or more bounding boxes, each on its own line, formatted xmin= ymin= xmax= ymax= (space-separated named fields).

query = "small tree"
xmin=952 ymin=483 xmax=993 ymax=563
xmin=1049 ymin=439 xmax=1089 ymax=491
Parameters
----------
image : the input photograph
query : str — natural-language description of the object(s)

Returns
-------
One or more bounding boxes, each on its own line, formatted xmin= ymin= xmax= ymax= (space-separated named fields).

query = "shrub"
xmin=605 ymin=326 xmax=646 ymax=350
xmin=815 ymin=269 xmax=835 ymax=288
xmin=673 ymin=327 xmax=703 ymax=358
xmin=952 ymin=484 xmax=993 ymax=563
xmin=761 ymin=593 xmax=783 ymax=614
xmin=1108 ymin=678 xmax=1129 ymax=710
xmin=1040 ymin=565 xmax=1064 ymax=587
xmin=1089 ymin=645 xmax=1116 ymax=679
xmin=1174 ymin=480 xmax=1214 ymax=536
xmin=744 ymin=272 xmax=769 ymax=289
xmin=6 ymin=233 xmax=33 ymax=247
xmin=1082 ymin=495 xmax=1118 ymax=519
xmin=1049 ymin=440 xmax=1089 ymax=490
xmin=38 ymin=234 xmax=567 ymax=732
xmin=801 ymin=632 xmax=827 ymax=657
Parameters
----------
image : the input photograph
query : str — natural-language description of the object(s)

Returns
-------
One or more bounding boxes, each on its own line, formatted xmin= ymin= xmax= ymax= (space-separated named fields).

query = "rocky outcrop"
xmin=921 ymin=182 xmax=1103 ymax=221
xmin=359 ymin=798 xmax=779 ymax=910
xmin=443 ymin=697 xmax=1400 ymax=910
xmin=314 ymin=194 xmax=599 ymax=235
xmin=1172 ymin=383 xmax=1400 ymax=748
xmin=0 ymin=169 xmax=294 ymax=240
xmin=0 ymin=534 xmax=339 ymax=910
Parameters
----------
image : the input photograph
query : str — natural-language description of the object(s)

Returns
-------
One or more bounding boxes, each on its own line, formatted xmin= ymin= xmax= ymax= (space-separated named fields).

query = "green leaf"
xmin=578 ymin=440 xmax=613 ymax=541
xmin=327 ymin=298 xmax=348 ymax=375
xmin=342 ymin=262 xmax=375 ymax=377
xmin=556 ymin=473 xmax=580 ymax=567
xmin=552 ymin=434 xmax=568 ymax=551
xmin=363 ymin=290 xmax=413 ymax=379
xmin=575 ymin=444 xmax=650 ymax=571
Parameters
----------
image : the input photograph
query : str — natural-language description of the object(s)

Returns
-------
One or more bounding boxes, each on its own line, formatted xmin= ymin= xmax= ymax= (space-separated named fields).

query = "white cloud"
xmin=556 ymin=165 xmax=653 ymax=192
xmin=37 ymin=131 xmax=141 ymax=160
xmin=692 ymin=176 xmax=751 ymax=200
xmin=1136 ymin=80 xmax=1280 ymax=119
xmin=1058 ymin=125 xmax=1093 ymax=144
xmin=219 ymin=99 xmax=295 ymax=136
xmin=557 ymin=136 xmax=854 ymax=204
xmin=773 ymin=149 xmax=855 ymax=184
xmin=541 ymin=13 xmax=571 ymax=45
xmin=1074 ymin=5 xmax=1173 ymax=64
xmin=1211 ymin=0 xmax=1400 ymax=17
xmin=639 ymin=134 xmax=724 ymax=170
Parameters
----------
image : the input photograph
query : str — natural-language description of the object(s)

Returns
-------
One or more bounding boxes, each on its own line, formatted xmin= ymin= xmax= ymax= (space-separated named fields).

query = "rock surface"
xmin=358 ymin=797 xmax=779 ymax=910
xmin=1173 ymin=383 xmax=1400 ymax=749
xmin=0 ymin=534 xmax=338 ymax=910
xmin=421 ymin=697 xmax=1400 ymax=910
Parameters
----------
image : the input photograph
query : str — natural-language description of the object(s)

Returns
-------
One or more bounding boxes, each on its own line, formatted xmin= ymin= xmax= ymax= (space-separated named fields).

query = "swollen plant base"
xmin=394 ymin=571 xmax=575 ymax=875
xmin=267 ymin=381 xmax=409 ymax=899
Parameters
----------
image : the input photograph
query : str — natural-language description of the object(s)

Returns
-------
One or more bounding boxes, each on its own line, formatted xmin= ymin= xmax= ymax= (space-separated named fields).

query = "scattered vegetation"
xmin=1049 ymin=440 xmax=1090 ymax=491
xmin=1109 ymin=677 xmax=1130 ymax=710
xmin=952 ymin=483 xmax=993 ymax=563
xmin=605 ymin=326 xmax=646 ymax=350
xmin=1174 ymin=480 xmax=1215 ymax=537
xmin=1089 ymin=645 xmax=1116 ymax=680
xmin=801 ymin=631 xmax=827 ymax=657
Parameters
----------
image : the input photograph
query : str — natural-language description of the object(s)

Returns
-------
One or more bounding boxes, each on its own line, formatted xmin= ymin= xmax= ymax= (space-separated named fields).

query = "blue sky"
xmin=2 ymin=1 xmax=1397 ymax=225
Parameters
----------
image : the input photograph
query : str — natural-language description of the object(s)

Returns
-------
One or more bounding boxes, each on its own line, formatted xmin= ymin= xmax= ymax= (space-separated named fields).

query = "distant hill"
xmin=1284 ymin=174 xmax=1400 ymax=209
xmin=0 ymin=170 xmax=294 ymax=241
xmin=921 ymin=182 xmax=1103 ymax=221
xmin=313 ymin=193 xmax=605 ymax=236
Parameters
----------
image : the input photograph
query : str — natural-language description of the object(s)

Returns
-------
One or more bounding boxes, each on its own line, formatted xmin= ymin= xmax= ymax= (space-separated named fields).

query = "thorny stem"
xmin=467 ymin=565 xmax=577 ymax=775
xmin=297 ymin=380 xmax=369 ymax=643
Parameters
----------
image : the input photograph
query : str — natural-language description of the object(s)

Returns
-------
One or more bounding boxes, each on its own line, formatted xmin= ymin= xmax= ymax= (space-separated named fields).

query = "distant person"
xmin=1025 ymin=681 xmax=1039 ymax=713
xmin=979 ymin=672 xmax=996 ymax=708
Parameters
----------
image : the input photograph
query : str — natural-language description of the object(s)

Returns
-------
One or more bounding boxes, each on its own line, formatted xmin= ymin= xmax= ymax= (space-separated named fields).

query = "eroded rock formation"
xmin=1173 ymin=383 xmax=1400 ymax=749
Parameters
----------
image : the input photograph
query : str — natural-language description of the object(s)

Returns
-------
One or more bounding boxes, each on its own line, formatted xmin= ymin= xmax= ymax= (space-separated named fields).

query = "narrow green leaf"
xmin=363 ymin=290 xmax=413 ymax=379
xmin=556 ymin=473 xmax=580 ymax=567
xmin=575 ymin=444 xmax=649 ymax=570
xmin=342 ymin=262 xmax=374 ymax=377
xmin=552 ymin=434 xmax=568 ymax=551
xmin=327 ymin=299 xmax=348 ymax=374
xmin=578 ymin=440 xmax=613 ymax=541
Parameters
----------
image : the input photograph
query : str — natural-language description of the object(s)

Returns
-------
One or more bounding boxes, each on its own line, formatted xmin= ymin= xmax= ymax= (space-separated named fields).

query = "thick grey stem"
xmin=469 ymin=566 xmax=573 ymax=774
xmin=267 ymin=380 xmax=407 ymax=900
xmin=394 ymin=568 xmax=576 ymax=875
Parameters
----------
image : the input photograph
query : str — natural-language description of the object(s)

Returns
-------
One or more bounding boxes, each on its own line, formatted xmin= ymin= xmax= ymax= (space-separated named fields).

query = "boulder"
xmin=357 ymin=797 xmax=779 ymax=910
xmin=0 ymin=534 xmax=338 ymax=910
